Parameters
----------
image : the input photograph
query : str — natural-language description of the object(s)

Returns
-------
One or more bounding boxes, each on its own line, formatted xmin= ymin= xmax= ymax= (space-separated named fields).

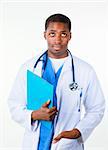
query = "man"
xmin=8 ymin=14 xmax=105 ymax=150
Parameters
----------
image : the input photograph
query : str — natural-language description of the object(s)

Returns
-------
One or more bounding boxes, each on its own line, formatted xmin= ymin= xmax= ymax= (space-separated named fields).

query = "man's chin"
xmin=53 ymin=48 xmax=63 ymax=52
xmin=48 ymin=48 xmax=68 ymax=58
xmin=52 ymin=49 xmax=62 ymax=55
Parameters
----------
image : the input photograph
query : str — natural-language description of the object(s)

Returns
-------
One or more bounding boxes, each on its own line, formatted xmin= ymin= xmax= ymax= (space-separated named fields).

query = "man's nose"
xmin=55 ymin=35 xmax=61 ymax=44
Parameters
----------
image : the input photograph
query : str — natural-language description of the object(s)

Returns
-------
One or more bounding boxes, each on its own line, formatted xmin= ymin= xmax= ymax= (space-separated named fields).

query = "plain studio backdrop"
xmin=0 ymin=0 xmax=108 ymax=150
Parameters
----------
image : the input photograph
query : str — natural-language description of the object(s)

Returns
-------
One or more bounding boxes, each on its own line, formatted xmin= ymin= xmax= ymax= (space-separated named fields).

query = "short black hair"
xmin=45 ymin=13 xmax=71 ymax=31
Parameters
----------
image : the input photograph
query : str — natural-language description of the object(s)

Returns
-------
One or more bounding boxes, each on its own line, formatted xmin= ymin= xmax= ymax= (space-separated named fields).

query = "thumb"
xmin=42 ymin=100 xmax=51 ymax=108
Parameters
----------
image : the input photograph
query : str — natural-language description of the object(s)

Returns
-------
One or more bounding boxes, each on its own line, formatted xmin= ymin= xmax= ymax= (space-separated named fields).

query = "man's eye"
xmin=61 ymin=33 xmax=67 ymax=37
xmin=49 ymin=33 xmax=55 ymax=37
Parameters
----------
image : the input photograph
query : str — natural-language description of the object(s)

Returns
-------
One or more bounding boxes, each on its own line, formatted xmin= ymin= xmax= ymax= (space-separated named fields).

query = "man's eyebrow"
xmin=48 ymin=30 xmax=68 ymax=32
xmin=49 ymin=30 xmax=56 ymax=32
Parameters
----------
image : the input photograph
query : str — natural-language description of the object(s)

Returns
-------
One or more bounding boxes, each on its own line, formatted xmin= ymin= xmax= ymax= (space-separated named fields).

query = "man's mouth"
xmin=53 ymin=45 xmax=62 ymax=49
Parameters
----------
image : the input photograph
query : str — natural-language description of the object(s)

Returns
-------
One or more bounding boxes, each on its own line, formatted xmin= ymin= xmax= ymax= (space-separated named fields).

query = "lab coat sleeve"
xmin=8 ymin=65 xmax=38 ymax=132
xmin=75 ymin=68 xmax=105 ymax=142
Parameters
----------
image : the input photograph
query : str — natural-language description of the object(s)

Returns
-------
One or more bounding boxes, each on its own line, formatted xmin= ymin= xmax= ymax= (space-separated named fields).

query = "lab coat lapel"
xmin=56 ymin=54 xmax=72 ymax=109
xmin=56 ymin=53 xmax=72 ymax=87
xmin=60 ymin=53 xmax=72 ymax=75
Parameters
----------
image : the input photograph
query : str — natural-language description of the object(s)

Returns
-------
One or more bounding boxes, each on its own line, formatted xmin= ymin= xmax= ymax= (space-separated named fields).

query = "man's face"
xmin=44 ymin=22 xmax=71 ymax=58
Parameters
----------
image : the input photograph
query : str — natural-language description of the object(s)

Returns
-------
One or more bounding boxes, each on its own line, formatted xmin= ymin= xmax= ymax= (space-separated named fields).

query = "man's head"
xmin=44 ymin=14 xmax=72 ymax=59
xmin=45 ymin=13 xmax=71 ymax=32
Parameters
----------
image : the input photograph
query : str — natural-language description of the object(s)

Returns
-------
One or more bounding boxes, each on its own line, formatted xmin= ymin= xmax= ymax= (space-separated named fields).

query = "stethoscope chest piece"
xmin=69 ymin=82 xmax=78 ymax=91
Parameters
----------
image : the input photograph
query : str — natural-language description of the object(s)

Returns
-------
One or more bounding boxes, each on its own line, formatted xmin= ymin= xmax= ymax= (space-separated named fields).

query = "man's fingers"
xmin=42 ymin=100 xmax=51 ymax=107
xmin=52 ymin=131 xmax=69 ymax=144
xmin=50 ymin=110 xmax=58 ymax=116
xmin=49 ymin=106 xmax=58 ymax=113
xmin=49 ymin=110 xmax=58 ymax=120
xmin=52 ymin=133 xmax=62 ymax=144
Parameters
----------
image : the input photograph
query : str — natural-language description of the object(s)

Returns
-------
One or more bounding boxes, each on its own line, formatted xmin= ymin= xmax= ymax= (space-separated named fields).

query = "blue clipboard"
xmin=27 ymin=70 xmax=53 ymax=128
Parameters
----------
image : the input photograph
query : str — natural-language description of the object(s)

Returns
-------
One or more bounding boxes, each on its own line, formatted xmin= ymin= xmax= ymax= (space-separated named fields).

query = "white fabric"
xmin=8 ymin=52 xmax=105 ymax=150
xmin=49 ymin=56 xmax=68 ymax=73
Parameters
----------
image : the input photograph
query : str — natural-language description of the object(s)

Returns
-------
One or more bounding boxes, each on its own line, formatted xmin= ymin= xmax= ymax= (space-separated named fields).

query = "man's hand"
xmin=31 ymin=100 xmax=58 ymax=121
xmin=53 ymin=128 xmax=81 ymax=144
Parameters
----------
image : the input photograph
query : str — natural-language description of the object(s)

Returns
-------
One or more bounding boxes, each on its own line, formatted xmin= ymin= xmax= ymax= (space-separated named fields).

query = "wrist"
xmin=71 ymin=128 xmax=81 ymax=139
xmin=31 ymin=110 xmax=39 ymax=121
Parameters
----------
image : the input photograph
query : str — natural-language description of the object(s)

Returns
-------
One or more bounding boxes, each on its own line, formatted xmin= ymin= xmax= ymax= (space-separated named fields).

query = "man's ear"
xmin=44 ymin=31 xmax=46 ymax=39
xmin=69 ymin=32 xmax=72 ymax=40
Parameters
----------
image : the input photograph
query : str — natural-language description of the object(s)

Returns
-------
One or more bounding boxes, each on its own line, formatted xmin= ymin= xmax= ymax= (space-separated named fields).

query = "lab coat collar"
xmin=60 ymin=51 xmax=72 ymax=75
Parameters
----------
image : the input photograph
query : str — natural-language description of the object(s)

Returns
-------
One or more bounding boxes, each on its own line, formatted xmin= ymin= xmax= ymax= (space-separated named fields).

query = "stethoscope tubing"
xmin=33 ymin=50 xmax=81 ymax=112
xmin=33 ymin=49 xmax=75 ymax=83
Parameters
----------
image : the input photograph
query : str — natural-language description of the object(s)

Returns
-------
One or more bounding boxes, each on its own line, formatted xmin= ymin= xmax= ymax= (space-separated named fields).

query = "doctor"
xmin=8 ymin=14 xmax=105 ymax=150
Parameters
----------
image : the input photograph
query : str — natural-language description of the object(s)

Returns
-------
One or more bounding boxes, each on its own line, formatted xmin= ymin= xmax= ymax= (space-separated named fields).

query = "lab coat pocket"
xmin=61 ymin=85 xmax=82 ymax=113
xmin=58 ymin=138 xmax=81 ymax=150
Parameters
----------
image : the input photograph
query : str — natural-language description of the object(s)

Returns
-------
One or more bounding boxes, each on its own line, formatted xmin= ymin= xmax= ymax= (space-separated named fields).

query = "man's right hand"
xmin=31 ymin=100 xmax=58 ymax=121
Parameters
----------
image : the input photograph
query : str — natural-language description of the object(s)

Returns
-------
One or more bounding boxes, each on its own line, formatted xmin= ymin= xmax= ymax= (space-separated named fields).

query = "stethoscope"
xmin=33 ymin=49 xmax=79 ymax=91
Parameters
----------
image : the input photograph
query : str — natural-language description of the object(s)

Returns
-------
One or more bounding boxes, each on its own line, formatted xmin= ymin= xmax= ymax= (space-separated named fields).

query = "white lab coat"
xmin=8 ymin=52 xmax=105 ymax=150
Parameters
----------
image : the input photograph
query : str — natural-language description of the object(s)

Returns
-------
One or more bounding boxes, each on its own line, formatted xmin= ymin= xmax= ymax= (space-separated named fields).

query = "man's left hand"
xmin=52 ymin=128 xmax=81 ymax=144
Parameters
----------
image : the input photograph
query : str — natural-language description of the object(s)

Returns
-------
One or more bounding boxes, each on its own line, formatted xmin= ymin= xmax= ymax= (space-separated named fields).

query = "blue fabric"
xmin=37 ymin=55 xmax=63 ymax=150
